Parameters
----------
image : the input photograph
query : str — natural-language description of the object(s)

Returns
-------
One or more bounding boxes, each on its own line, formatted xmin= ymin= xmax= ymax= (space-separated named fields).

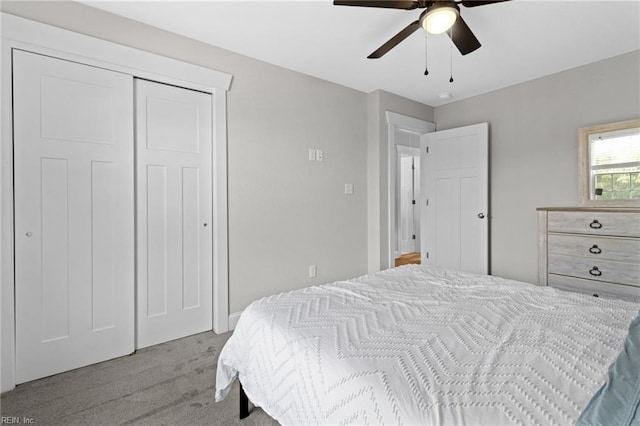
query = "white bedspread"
xmin=215 ymin=266 xmax=639 ymax=425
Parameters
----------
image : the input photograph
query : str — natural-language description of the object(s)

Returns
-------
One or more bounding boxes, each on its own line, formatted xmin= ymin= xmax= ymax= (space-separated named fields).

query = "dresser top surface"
xmin=537 ymin=207 xmax=640 ymax=213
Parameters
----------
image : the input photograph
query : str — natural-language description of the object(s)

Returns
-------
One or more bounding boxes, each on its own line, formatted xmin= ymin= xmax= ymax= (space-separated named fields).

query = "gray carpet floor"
xmin=0 ymin=331 xmax=279 ymax=425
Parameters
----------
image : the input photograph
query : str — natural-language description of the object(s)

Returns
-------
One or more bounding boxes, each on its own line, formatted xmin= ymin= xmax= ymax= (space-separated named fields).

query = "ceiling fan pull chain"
xmin=449 ymin=27 xmax=454 ymax=83
xmin=424 ymin=34 xmax=429 ymax=76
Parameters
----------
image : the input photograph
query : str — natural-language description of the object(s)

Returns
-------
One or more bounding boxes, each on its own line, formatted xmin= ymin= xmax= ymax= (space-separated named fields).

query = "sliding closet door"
xmin=13 ymin=50 xmax=134 ymax=383
xmin=135 ymin=79 xmax=213 ymax=349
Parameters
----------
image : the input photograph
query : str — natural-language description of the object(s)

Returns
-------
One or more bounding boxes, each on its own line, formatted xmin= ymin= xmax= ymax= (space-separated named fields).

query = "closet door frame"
xmin=1 ymin=13 xmax=233 ymax=392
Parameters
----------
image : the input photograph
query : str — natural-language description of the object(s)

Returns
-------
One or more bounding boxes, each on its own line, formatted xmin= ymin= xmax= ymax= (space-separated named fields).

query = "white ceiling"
xmin=81 ymin=0 xmax=640 ymax=106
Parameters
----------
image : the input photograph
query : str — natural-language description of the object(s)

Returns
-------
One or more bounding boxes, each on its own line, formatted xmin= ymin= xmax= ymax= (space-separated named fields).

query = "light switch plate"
xmin=344 ymin=183 xmax=354 ymax=195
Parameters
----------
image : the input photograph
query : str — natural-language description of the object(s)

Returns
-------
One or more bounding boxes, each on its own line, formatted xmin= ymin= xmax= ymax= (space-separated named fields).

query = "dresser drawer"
xmin=548 ymin=234 xmax=640 ymax=263
xmin=548 ymin=274 xmax=640 ymax=301
xmin=548 ymin=254 xmax=640 ymax=287
xmin=548 ymin=211 xmax=640 ymax=237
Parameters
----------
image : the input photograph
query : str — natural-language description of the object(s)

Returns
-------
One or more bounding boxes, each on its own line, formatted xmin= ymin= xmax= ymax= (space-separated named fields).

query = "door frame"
xmin=1 ymin=13 xmax=232 ymax=392
xmin=386 ymin=111 xmax=435 ymax=268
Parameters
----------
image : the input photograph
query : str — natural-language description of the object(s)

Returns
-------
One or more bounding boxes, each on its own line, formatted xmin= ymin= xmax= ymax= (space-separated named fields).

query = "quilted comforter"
xmin=215 ymin=266 xmax=639 ymax=425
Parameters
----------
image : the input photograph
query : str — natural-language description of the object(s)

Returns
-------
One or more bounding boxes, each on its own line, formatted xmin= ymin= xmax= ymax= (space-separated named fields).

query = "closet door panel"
xmin=40 ymin=158 xmax=70 ymax=341
xmin=91 ymin=161 xmax=118 ymax=331
xmin=146 ymin=164 xmax=169 ymax=317
xmin=182 ymin=167 xmax=202 ymax=309
xmin=136 ymin=79 xmax=213 ymax=349
xmin=13 ymin=50 xmax=134 ymax=383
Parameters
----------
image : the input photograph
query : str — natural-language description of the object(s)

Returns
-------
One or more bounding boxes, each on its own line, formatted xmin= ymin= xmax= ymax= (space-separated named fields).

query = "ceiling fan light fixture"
xmin=422 ymin=5 xmax=459 ymax=34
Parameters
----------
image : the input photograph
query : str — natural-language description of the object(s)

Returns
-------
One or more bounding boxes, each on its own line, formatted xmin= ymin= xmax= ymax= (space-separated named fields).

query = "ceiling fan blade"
xmin=367 ymin=20 xmax=421 ymax=58
xmin=449 ymin=15 xmax=481 ymax=55
xmin=333 ymin=0 xmax=419 ymax=10
xmin=460 ymin=0 xmax=509 ymax=7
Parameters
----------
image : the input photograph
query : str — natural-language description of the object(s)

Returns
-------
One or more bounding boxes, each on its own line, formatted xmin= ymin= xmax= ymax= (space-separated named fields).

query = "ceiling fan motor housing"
xmin=421 ymin=2 xmax=460 ymax=34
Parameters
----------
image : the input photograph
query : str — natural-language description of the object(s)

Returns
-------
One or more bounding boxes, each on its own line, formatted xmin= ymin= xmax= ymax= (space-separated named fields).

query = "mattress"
xmin=215 ymin=265 xmax=639 ymax=425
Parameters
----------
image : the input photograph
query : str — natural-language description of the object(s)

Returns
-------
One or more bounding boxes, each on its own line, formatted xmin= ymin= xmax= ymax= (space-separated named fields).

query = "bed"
xmin=215 ymin=265 xmax=640 ymax=425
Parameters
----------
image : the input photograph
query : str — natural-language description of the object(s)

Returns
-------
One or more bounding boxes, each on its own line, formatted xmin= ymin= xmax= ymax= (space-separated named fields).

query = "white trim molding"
xmin=1 ymin=13 xmax=232 ymax=392
xmin=1 ymin=13 xmax=232 ymax=92
xmin=228 ymin=312 xmax=243 ymax=331
xmin=386 ymin=111 xmax=435 ymax=134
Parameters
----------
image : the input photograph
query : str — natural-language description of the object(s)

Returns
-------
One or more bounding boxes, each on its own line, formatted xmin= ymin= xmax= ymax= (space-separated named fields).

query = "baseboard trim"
xmin=228 ymin=311 xmax=242 ymax=330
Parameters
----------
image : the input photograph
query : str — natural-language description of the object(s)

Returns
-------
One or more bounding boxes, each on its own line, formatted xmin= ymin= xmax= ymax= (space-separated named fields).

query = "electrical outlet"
xmin=309 ymin=265 xmax=317 ymax=278
xmin=308 ymin=149 xmax=316 ymax=161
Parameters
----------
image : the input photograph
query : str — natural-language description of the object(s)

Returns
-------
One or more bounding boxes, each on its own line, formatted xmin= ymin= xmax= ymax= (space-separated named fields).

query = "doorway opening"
xmin=386 ymin=111 xmax=435 ymax=269
xmin=395 ymin=146 xmax=421 ymax=267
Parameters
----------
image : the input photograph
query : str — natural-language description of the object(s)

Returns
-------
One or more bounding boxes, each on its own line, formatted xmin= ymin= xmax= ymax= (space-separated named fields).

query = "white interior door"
xmin=420 ymin=123 xmax=488 ymax=274
xmin=13 ymin=50 xmax=134 ymax=383
xmin=136 ymin=79 xmax=213 ymax=349
xmin=399 ymin=153 xmax=419 ymax=253
xmin=413 ymin=155 xmax=421 ymax=252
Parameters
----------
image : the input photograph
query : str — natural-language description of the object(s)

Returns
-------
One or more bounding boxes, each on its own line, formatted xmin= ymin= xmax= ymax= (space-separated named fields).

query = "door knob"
xmin=477 ymin=213 xmax=485 ymax=219
xmin=25 ymin=231 xmax=33 ymax=237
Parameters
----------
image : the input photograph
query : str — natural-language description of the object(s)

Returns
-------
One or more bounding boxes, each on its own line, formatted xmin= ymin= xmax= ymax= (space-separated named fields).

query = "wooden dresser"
xmin=537 ymin=207 xmax=640 ymax=301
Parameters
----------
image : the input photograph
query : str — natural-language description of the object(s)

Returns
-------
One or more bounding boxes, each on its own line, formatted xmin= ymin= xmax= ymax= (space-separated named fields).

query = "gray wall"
xmin=1 ymin=1 xmax=372 ymax=313
xmin=227 ymin=59 xmax=368 ymax=312
xmin=434 ymin=50 xmax=640 ymax=284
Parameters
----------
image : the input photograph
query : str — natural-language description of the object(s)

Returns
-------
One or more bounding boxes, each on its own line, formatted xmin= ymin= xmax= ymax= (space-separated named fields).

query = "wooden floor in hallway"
xmin=394 ymin=252 xmax=421 ymax=267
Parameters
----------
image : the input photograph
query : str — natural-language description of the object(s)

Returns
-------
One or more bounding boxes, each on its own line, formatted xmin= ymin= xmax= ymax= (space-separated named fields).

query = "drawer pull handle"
xmin=589 ymin=220 xmax=602 ymax=229
xmin=589 ymin=267 xmax=602 ymax=277
xmin=589 ymin=245 xmax=602 ymax=254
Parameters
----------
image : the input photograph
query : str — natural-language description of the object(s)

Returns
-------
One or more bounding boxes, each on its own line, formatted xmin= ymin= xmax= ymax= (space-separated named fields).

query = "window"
xmin=590 ymin=127 xmax=640 ymax=200
xmin=579 ymin=119 xmax=640 ymax=207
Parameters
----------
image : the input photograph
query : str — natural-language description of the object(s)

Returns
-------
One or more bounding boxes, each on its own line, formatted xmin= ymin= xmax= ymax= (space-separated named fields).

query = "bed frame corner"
xmin=239 ymin=381 xmax=250 ymax=419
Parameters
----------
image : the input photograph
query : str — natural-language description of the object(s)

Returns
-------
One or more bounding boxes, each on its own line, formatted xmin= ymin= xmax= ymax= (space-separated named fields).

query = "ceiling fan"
xmin=334 ymin=0 xmax=509 ymax=59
